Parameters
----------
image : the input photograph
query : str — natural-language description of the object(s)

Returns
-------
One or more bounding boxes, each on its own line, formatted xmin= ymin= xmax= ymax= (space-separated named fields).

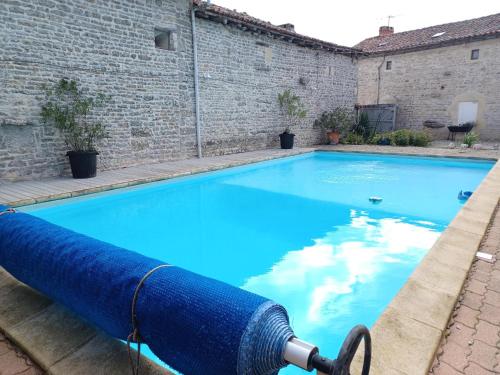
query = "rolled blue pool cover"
xmin=0 ymin=210 xmax=294 ymax=374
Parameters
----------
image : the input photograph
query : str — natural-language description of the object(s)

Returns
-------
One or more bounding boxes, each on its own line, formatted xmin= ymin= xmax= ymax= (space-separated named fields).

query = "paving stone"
xmin=466 ymin=279 xmax=487 ymax=295
xmin=0 ymin=335 xmax=43 ymax=375
xmin=358 ymin=306 xmax=442 ymax=375
xmin=483 ymin=289 xmax=500 ymax=307
xmin=449 ymin=212 xmax=490 ymax=237
xmin=490 ymin=269 xmax=500 ymax=280
xmin=470 ymin=269 xmax=490 ymax=283
xmin=0 ymin=285 xmax=52 ymax=329
xmin=468 ymin=340 xmax=497 ymax=371
xmin=0 ymin=348 xmax=31 ymax=374
xmin=474 ymin=261 xmax=494 ymax=273
xmin=8 ymin=303 xmax=97 ymax=367
xmin=428 ymin=238 xmax=477 ymax=272
xmin=411 ymin=254 xmax=468 ymax=297
xmin=0 ymin=341 xmax=10 ymax=357
xmin=389 ymin=278 xmax=456 ymax=331
xmin=439 ymin=341 xmax=470 ymax=372
xmin=432 ymin=206 xmax=500 ymax=375
xmin=48 ymin=333 xmax=169 ymax=375
xmin=495 ymin=352 xmax=500 ymax=372
xmin=432 ymin=361 xmax=464 ymax=374
xmin=481 ymin=243 xmax=498 ymax=254
xmin=446 ymin=323 xmax=475 ymax=348
xmin=461 ymin=291 xmax=483 ymax=310
xmin=473 ymin=320 xmax=500 ymax=346
xmin=432 ymin=227 xmax=483 ymax=261
xmin=464 ymin=362 xmax=495 ymax=375
xmin=478 ymin=303 xmax=500 ymax=325
xmin=17 ymin=368 xmax=43 ymax=375
xmin=430 ymin=356 xmax=440 ymax=371
xmin=488 ymin=276 xmax=500 ymax=293
xmin=454 ymin=305 xmax=479 ymax=328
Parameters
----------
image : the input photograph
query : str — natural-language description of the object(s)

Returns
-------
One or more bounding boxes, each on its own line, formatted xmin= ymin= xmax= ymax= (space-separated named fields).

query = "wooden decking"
xmin=0 ymin=148 xmax=313 ymax=207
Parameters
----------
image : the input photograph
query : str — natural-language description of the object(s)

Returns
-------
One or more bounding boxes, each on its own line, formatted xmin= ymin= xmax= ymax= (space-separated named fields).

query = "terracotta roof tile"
xmin=355 ymin=13 xmax=500 ymax=54
xmin=192 ymin=0 xmax=358 ymax=54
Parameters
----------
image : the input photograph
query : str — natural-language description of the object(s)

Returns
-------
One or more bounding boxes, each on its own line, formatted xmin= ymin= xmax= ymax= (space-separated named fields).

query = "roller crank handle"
xmin=284 ymin=325 xmax=371 ymax=375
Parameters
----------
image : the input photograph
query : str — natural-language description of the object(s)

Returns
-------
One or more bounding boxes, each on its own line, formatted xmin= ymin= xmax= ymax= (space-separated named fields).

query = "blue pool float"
xmin=458 ymin=190 xmax=473 ymax=201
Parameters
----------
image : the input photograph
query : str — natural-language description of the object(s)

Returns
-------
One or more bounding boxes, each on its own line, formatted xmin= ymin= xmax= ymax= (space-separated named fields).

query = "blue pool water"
xmin=22 ymin=152 xmax=493 ymax=374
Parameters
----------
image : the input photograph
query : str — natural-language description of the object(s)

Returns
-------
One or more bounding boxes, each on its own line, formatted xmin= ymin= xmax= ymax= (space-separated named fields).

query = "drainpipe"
xmin=191 ymin=6 xmax=202 ymax=158
xmin=376 ymin=55 xmax=386 ymax=105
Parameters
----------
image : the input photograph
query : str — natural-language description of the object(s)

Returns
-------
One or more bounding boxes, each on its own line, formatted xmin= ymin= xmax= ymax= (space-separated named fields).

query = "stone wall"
xmin=0 ymin=0 xmax=196 ymax=180
xmin=196 ymin=19 xmax=357 ymax=154
xmin=357 ymin=38 xmax=500 ymax=140
xmin=0 ymin=0 xmax=357 ymax=181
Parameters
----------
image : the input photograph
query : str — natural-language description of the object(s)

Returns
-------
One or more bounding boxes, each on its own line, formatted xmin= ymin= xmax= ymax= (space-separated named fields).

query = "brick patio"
xmin=0 ymin=333 xmax=42 ymax=375
xmin=431 ymin=204 xmax=500 ymax=375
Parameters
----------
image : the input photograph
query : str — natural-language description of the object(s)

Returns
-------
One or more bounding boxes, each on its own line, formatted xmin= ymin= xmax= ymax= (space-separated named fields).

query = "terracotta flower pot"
xmin=327 ymin=131 xmax=340 ymax=145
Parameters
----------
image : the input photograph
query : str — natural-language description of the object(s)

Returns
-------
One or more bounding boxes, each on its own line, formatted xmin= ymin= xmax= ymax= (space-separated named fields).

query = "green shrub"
xmin=409 ymin=131 xmax=431 ymax=147
xmin=278 ymin=89 xmax=307 ymax=133
xmin=353 ymin=111 xmax=370 ymax=139
xmin=368 ymin=133 xmax=390 ymax=145
xmin=368 ymin=129 xmax=430 ymax=147
xmin=314 ymin=107 xmax=354 ymax=135
xmin=390 ymin=129 xmax=411 ymax=146
xmin=463 ymin=131 xmax=479 ymax=148
xmin=342 ymin=132 xmax=365 ymax=145
xmin=41 ymin=78 xmax=111 ymax=152
xmin=368 ymin=135 xmax=380 ymax=145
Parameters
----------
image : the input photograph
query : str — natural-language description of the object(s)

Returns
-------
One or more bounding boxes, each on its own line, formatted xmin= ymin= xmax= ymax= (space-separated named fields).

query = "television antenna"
xmin=386 ymin=15 xmax=396 ymax=26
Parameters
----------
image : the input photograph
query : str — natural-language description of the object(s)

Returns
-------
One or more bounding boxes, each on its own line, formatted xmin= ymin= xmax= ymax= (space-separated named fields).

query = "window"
xmin=154 ymin=28 xmax=174 ymax=51
xmin=471 ymin=49 xmax=479 ymax=60
xmin=386 ymin=61 xmax=392 ymax=70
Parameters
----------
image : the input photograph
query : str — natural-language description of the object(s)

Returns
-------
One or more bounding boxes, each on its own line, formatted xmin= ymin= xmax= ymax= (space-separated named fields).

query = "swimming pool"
xmin=22 ymin=151 xmax=493 ymax=374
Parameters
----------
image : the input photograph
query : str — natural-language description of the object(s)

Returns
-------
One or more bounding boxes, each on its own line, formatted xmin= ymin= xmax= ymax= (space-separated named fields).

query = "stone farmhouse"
xmin=0 ymin=0 xmax=499 ymax=181
xmin=356 ymin=13 xmax=500 ymax=140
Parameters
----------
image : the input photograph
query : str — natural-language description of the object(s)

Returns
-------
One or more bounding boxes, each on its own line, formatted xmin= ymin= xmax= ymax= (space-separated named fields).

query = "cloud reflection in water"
xmin=241 ymin=209 xmax=441 ymax=373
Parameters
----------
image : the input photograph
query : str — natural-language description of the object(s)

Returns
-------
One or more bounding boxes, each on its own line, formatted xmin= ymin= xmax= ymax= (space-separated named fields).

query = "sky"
xmin=212 ymin=0 xmax=499 ymax=47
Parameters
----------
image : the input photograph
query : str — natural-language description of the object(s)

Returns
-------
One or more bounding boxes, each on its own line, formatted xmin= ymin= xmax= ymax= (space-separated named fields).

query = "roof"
xmin=355 ymin=13 xmax=500 ymax=54
xmin=192 ymin=0 xmax=359 ymax=55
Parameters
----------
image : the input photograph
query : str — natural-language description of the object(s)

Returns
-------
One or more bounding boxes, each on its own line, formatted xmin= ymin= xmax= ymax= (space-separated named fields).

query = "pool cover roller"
xmin=0 ymin=208 xmax=371 ymax=375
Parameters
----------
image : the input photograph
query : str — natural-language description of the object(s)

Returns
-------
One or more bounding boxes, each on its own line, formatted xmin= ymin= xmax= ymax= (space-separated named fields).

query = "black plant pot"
xmin=279 ymin=132 xmax=295 ymax=149
xmin=67 ymin=151 xmax=98 ymax=179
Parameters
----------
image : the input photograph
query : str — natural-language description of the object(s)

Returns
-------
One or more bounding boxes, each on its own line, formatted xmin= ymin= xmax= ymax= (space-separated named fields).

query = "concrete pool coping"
xmin=0 ymin=145 xmax=499 ymax=374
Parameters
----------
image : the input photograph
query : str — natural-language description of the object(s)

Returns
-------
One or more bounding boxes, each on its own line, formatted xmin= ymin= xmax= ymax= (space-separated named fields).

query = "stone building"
xmin=0 ymin=0 xmax=358 ymax=181
xmin=355 ymin=13 xmax=500 ymax=140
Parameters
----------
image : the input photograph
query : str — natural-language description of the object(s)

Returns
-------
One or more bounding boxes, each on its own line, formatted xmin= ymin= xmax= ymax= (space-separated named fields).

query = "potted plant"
xmin=277 ymin=89 xmax=307 ymax=149
xmin=314 ymin=107 xmax=353 ymax=145
xmin=41 ymin=78 xmax=110 ymax=178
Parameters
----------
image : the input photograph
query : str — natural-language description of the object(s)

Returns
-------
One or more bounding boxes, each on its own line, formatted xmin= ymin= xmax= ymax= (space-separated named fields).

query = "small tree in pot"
xmin=41 ymin=79 xmax=110 ymax=178
xmin=314 ymin=107 xmax=354 ymax=145
xmin=277 ymin=89 xmax=307 ymax=149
